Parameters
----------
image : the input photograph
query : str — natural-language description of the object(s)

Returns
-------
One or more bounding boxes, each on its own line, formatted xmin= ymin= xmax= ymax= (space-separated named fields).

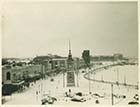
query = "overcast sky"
xmin=2 ymin=2 xmax=138 ymax=58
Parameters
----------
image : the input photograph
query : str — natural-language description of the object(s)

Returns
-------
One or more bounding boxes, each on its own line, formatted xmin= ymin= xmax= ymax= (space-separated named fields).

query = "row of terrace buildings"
xmin=2 ymin=54 xmax=81 ymax=95
xmin=2 ymin=52 xmax=126 ymax=95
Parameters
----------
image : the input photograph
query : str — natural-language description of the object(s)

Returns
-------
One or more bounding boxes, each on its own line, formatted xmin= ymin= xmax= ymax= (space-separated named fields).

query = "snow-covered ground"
xmin=3 ymin=63 xmax=138 ymax=105
xmin=90 ymin=65 xmax=138 ymax=85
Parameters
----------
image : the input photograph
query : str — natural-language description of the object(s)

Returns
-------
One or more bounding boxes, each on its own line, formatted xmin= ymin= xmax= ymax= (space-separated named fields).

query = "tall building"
xmin=82 ymin=50 xmax=90 ymax=67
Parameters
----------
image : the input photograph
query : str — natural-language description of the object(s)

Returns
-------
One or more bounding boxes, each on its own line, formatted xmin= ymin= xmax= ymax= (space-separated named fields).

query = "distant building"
xmin=72 ymin=57 xmax=80 ymax=69
xmin=82 ymin=50 xmax=90 ymax=66
xmin=99 ymin=56 xmax=115 ymax=61
xmin=113 ymin=53 xmax=123 ymax=60
xmin=52 ymin=58 xmax=67 ymax=68
xmin=33 ymin=55 xmax=67 ymax=71
xmin=78 ymin=58 xmax=86 ymax=68
xmin=91 ymin=53 xmax=124 ymax=62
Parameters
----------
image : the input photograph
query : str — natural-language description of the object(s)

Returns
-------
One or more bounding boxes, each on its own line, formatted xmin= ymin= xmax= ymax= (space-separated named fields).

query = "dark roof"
xmin=33 ymin=55 xmax=66 ymax=62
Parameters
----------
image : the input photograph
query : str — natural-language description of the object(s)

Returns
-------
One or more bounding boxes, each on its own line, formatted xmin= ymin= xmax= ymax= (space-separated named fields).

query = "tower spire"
xmin=69 ymin=39 xmax=71 ymax=51
xmin=69 ymin=39 xmax=71 ymax=54
xmin=68 ymin=39 xmax=73 ymax=60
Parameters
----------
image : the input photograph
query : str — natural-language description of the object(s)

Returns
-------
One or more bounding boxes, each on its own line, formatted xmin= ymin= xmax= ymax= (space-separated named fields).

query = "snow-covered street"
xmin=3 ymin=64 xmax=138 ymax=105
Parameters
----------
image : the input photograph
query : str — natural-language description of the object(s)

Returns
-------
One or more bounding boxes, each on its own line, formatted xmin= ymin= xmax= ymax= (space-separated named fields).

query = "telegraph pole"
xmin=111 ymin=84 xmax=114 ymax=105
xmin=77 ymin=70 xmax=79 ymax=87
xmin=117 ymin=67 xmax=119 ymax=84
xmin=63 ymin=70 xmax=65 ymax=88
xmin=77 ymin=59 xmax=79 ymax=87
xmin=88 ymin=67 xmax=91 ymax=94
xmin=77 ymin=72 xmax=79 ymax=87
xmin=124 ymin=76 xmax=126 ymax=86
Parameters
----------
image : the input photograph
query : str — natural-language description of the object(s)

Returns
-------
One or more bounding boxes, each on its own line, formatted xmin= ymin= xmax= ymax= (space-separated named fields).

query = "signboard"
xmin=67 ymin=71 xmax=75 ymax=87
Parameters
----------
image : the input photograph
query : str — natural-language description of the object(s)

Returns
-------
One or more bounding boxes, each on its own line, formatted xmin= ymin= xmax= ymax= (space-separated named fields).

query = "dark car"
xmin=75 ymin=92 xmax=83 ymax=96
xmin=50 ymin=78 xmax=54 ymax=82
xmin=41 ymin=95 xmax=57 ymax=105
xmin=82 ymin=71 xmax=85 ymax=73
xmin=71 ymin=95 xmax=86 ymax=102
xmin=134 ymin=94 xmax=139 ymax=101
xmin=128 ymin=101 xmax=139 ymax=105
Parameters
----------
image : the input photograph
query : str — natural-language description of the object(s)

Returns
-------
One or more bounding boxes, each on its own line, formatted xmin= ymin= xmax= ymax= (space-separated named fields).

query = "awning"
xmin=12 ymin=81 xmax=25 ymax=85
xmin=29 ymin=74 xmax=40 ymax=78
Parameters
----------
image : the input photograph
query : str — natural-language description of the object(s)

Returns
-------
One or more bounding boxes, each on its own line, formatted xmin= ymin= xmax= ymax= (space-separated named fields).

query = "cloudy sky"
xmin=2 ymin=2 xmax=138 ymax=58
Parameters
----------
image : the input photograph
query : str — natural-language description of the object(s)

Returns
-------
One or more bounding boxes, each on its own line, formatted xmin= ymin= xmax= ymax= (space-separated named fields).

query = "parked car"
xmin=41 ymin=95 xmax=57 ymax=105
xmin=92 ymin=93 xmax=104 ymax=98
xmin=82 ymin=71 xmax=85 ymax=73
xmin=134 ymin=94 xmax=139 ymax=101
xmin=128 ymin=101 xmax=138 ymax=105
xmin=50 ymin=78 xmax=54 ymax=82
xmin=75 ymin=92 xmax=83 ymax=96
xmin=71 ymin=95 xmax=86 ymax=102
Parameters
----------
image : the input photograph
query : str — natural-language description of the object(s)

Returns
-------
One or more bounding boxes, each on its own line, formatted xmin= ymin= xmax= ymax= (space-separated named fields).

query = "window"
xmin=13 ymin=73 xmax=16 ymax=80
xmin=55 ymin=61 xmax=58 ymax=65
xmin=7 ymin=72 xmax=11 ymax=80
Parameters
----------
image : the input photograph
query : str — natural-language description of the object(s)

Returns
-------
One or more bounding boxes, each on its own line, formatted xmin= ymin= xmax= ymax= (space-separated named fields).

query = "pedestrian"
xmin=36 ymin=91 xmax=38 ymax=95
xmin=69 ymin=89 xmax=71 ymax=96
xmin=36 ymin=91 xmax=38 ymax=101
xmin=95 ymin=99 xmax=99 ymax=104
xmin=65 ymin=92 xmax=68 ymax=97
xmin=69 ymin=89 xmax=71 ymax=93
